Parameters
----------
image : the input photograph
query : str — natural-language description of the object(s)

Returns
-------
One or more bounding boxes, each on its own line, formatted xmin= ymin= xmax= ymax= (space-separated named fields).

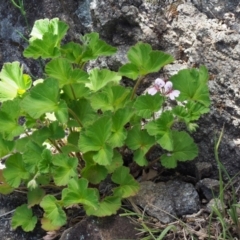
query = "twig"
xmin=128 ymin=197 xmax=142 ymax=215
xmin=0 ymin=209 xmax=15 ymax=218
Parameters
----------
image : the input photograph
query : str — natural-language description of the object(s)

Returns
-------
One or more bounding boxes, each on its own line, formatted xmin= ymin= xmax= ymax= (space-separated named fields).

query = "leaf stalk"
xmin=130 ymin=75 xmax=144 ymax=100
xmin=68 ymin=108 xmax=83 ymax=128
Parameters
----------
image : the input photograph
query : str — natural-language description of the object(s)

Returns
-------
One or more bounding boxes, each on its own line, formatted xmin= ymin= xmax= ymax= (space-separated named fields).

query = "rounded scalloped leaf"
xmin=11 ymin=204 xmax=37 ymax=232
xmin=0 ymin=62 xmax=32 ymax=101
xmin=170 ymin=66 xmax=210 ymax=107
xmin=112 ymin=166 xmax=140 ymax=198
xmin=160 ymin=131 xmax=198 ymax=168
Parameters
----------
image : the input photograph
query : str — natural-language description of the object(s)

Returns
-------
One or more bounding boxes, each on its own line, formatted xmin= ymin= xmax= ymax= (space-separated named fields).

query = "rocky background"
xmin=0 ymin=0 xmax=240 ymax=239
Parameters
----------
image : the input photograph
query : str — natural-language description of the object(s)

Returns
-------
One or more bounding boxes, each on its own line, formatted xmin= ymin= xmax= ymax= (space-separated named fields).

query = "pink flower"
xmin=163 ymin=81 xmax=180 ymax=100
xmin=148 ymin=78 xmax=180 ymax=100
xmin=148 ymin=78 xmax=165 ymax=95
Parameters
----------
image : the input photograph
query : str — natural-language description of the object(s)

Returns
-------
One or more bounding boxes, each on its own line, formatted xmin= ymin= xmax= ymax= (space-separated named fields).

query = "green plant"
xmin=0 ymin=18 xmax=210 ymax=232
xmin=10 ymin=0 xmax=29 ymax=31
xmin=207 ymin=127 xmax=240 ymax=239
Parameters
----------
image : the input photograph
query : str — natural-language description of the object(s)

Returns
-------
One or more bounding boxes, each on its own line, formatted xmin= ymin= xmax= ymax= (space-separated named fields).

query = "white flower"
xmin=148 ymin=78 xmax=180 ymax=100
xmin=163 ymin=81 xmax=180 ymax=100
xmin=148 ymin=78 xmax=165 ymax=95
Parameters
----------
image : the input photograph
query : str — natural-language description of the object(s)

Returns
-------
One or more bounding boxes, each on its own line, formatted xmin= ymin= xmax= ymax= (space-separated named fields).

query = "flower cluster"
xmin=148 ymin=78 xmax=180 ymax=100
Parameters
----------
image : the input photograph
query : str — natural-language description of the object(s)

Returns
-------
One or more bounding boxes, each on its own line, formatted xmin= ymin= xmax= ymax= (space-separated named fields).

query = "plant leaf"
xmin=127 ymin=42 xmax=152 ymax=67
xmin=3 ymin=153 xmax=30 ymax=188
xmin=24 ymin=18 xmax=68 ymax=59
xmin=90 ymin=85 xmax=131 ymax=112
xmin=86 ymin=69 xmax=121 ymax=92
xmin=146 ymin=111 xmax=175 ymax=151
xmin=48 ymin=121 xmax=65 ymax=139
xmin=12 ymin=204 xmax=37 ymax=232
xmin=61 ymin=131 xmax=81 ymax=154
xmin=0 ymin=134 xmax=15 ymax=158
xmin=121 ymin=42 xmax=174 ymax=77
xmin=145 ymin=50 xmax=174 ymax=73
xmin=81 ymin=32 xmax=117 ymax=61
xmin=62 ymin=178 xmax=99 ymax=209
xmin=63 ymin=83 xmax=90 ymax=100
xmin=125 ymin=125 xmax=155 ymax=166
xmin=173 ymin=101 xmax=209 ymax=129
xmin=118 ymin=63 xmax=139 ymax=80
xmin=85 ymin=196 xmax=121 ymax=217
xmin=45 ymin=58 xmax=88 ymax=87
xmin=21 ymin=78 xmax=68 ymax=123
xmin=69 ymin=98 xmax=97 ymax=127
xmin=22 ymin=141 xmax=45 ymax=173
xmin=31 ymin=121 xmax=65 ymax=146
xmin=0 ymin=99 xmax=25 ymax=140
xmin=61 ymin=42 xmax=84 ymax=63
xmin=0 ymin=169 xmax=14 ymax=194
xmin=185 ymin=101 xmax=210 ymax=121
xmin=133 ymin=94 xmax=164 ymax=118
xmin=160 ymin=131 xmax=198 ymax=168
xmin=55 ymin=99 xmax=68 ymax=123
xmin=109 ymin=108 xmax=134 ymax=147
xmin=105 ymin=150 xmax=123 ymax=173
xmin=79 ymin=116 xmax=113 ymax=165
xmin=29 ymin=18 xmax=68 ymax=41
xmin=41 ymin=217 xmax=61 ymax=231
xmin=112 ymin=166 xmax=140 ymax=198
xmin=38 ymin=149 xmax=52 ymax=174
xmin=40 ymin=195 xmax=67 ymax=227
xmin=170 ymin=66 xmax=210 ymax=107
xmin=52 ymin=154 xmax=78 ymax=186
xmin=30 ymin=128 xmax=51 ymax=146
xmin=0 ymin=62 xmax=32 ymax=101
xmin=81 ymin=164 xmax=108 ymax=185
xmin=15 ymin=136 xmax=30 ymax=152
xmin=24 ymin=33 xmax=61 ymax=59
xmin=28 ymin=188 xmax=46 ymax=207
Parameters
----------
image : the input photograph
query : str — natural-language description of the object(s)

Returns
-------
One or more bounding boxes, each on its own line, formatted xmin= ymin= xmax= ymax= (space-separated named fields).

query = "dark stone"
xmin=59 ymin=215 xmax=139 ymax=240
xmin=195 ymin=162 xmax=213 ymax=180
xmin=133 ymin=180 xmax=200 ymax=223
xmin=196 ymin=178 xmax=220 ymax=201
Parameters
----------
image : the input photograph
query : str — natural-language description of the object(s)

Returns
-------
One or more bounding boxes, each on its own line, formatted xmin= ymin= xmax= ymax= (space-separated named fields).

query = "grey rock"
xmin=164 ymin=63 xmax=188 ymax=75
xmin=156 ymin=1 xmax=240 ymax=179
xmin=90 ymin=0 xmax=159 ymax=47
xmin=59 ymin=215 xmax=139 ymax=240
xmin=195 ymin=162 xmax=213 ymax=180
xmin=196 ymin=178 xmax=220 ymax=201
xmin=207 ymin=198 xmax=226 ymax=212
xmin=192 ymin=0 xmax=240 ymax=20
xmin=133 ymin=180 xmax=200 ymax=223
xmin=75 ymin=0 xmax=93 ymax=31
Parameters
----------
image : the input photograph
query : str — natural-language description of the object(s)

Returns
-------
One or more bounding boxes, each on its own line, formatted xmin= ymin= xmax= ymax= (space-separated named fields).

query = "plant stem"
xmin=214 ymin=126 xmax=225 ymax=215
xmin=79 ymin=62 xmax=86 ymax=69
xmin=11 ymin=0 xmax=30 ymax=32
xmin=146 ymin=156 xmax=160 ymax=170
xmin=130 ymin=75 xmax=144 ymax=100
xmin=68 ymin=108 xmax=83 ymax=128
xmin=70 ymin=84 xmax=77 ymax=100
xmin=49 ymin=138 xmax=62 ymax=153
xmin=15 ymin=30 xmax=29 ymax=42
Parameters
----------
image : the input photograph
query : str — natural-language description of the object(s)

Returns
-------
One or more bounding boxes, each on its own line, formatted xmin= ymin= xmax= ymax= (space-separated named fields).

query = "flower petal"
xmin=155 ymin=78 xmax=165 ymax=88
xmin=164 ymin=81 xmax=173 ymax=93
xmin=148 ymin=87 xmax=158 ymax=95
xmin=168 ymin=90 xmax=180 ymax=100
